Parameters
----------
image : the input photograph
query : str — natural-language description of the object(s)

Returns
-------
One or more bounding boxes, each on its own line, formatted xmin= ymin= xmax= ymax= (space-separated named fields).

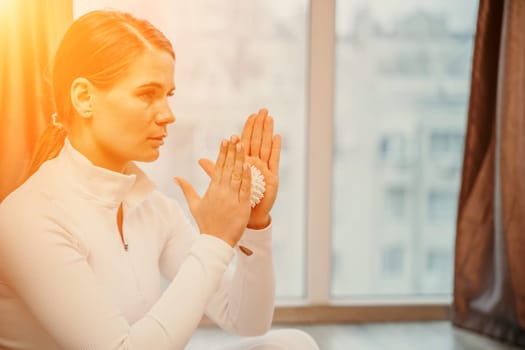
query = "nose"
xmin=155 ymin=100 xmax=176 ymax=125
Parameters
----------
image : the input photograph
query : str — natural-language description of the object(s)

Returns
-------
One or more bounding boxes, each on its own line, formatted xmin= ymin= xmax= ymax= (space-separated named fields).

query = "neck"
xmin=68 ymin=132 xmax=128 ymax=173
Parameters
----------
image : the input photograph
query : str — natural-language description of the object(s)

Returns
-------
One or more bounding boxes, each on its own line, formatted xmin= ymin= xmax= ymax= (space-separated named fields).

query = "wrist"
xmin=247 ymin=215 xmax=271 ymax=230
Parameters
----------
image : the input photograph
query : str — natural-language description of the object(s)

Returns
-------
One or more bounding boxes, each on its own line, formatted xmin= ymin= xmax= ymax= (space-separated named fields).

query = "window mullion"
xmin=306 ymin=0 xmax=336 ymax=304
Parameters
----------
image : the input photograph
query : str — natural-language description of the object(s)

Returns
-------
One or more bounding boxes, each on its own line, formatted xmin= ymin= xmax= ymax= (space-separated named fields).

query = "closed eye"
xmin=139 ymin=91 xmax=156 ymax=99
xmin=136 ymin=84 xmax=175 ymax=102
xmin=138 ymin=89 xmax=166 ymax=104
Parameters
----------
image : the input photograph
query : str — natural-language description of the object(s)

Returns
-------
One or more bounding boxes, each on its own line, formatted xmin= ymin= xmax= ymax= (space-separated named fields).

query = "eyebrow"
xmin=136 ymin=82 xmax=176 ymax=93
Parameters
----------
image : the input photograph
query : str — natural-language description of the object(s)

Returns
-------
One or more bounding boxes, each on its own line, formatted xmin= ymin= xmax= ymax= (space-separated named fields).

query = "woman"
xmin=0 ymin=10 xmax=318 ymax=350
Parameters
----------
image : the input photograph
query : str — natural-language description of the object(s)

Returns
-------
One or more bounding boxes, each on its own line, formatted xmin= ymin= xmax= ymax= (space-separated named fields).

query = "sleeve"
xmin=205 ymin=226 xmax=276 ymax=336
xmin=158 ymin=200 xmax=276 ymax=337
xmin=0 ymin=198 xmax=234 ymax=350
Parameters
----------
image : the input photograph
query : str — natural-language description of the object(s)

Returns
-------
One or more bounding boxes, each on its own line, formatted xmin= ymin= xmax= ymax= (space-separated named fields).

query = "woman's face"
xmin=87 ymin=48 xmax=175 ymax=171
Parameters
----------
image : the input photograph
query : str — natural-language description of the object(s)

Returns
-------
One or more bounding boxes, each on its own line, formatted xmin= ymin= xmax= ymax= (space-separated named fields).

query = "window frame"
xmin=298 ymin=0 xmax=451 ymax=312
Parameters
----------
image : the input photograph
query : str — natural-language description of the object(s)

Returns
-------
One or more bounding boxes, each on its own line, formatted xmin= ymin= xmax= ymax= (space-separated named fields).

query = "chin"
xmin=137 ymin=150 xmax=160 ymax=163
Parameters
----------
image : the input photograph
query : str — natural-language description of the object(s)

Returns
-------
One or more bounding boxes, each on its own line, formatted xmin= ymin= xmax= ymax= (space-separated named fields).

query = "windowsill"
xmin=200 ymin=302 xmax=451 ymax=326
xmin=275 ymin=295 xmax=452 ymax=306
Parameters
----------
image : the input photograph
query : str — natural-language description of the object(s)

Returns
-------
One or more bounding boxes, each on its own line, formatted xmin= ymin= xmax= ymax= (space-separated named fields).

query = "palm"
xmin=240 ymin=109 xmax=281 ymax=226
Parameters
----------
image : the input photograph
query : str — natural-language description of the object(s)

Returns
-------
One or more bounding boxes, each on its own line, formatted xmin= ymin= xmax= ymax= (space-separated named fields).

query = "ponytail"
xmin=26 ymin=122 xmax=67 ymax=179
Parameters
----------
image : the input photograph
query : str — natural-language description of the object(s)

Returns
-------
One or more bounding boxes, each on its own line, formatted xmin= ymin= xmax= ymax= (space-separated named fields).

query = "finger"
xmin=174 ymin=177 xmax=201 ymax=213
xmin=239 ymin=163 xmax=252 ymax=203
xmin=260 ymin=116 xmax=274 ymax=164
xmin=214 ymin=139 xmax=228 ymax=182
xmin=231 ymin=142 xmax=244 ymax=193
xmin=269 ymin=134 xmax=282 ymax=174
xmin=251 ymin=108 xmax=267 ymax=157
xmin=241 ymin=114 xmax=256 ymax=154
xmin=198 ymin=158 xmax=214 ymax=178
xmin=221 ymin=136 xmax=237 ymax=185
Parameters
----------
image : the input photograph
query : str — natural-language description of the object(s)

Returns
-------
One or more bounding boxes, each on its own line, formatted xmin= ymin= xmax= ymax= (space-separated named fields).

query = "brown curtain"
xmin=453 ymin=0 xmax=525 ymax=347
xmin=0 ymin=0 xmax=72 ymax=201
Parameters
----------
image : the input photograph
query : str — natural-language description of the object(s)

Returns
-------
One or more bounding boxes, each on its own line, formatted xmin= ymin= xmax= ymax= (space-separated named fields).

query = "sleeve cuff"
xmin=236 ymin=223 xmax=272 ymax=255
xmin=194 ymin=234 xmax=235 ymax=262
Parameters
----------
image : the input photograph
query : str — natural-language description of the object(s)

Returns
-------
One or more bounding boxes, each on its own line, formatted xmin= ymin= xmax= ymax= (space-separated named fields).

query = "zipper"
xmin=117 ymin=204 xmax=128 ymax=252
xmin=122 ymin=235 xmax=129 ymax=251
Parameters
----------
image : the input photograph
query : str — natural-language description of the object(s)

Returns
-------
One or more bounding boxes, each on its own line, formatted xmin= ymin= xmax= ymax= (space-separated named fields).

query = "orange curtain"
xmin=0 ymin=0 xmax=72 ymax=200
xmin=453 ymin=0 xmax=525 ymax=347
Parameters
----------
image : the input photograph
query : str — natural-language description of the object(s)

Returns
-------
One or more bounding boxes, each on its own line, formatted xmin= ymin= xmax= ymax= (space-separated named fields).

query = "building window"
xmin=423 ymin=249 xmax=453 ymax=293
xmin=427 ymin=191 xmax=456 ymax=223
xmin=384 ymin=187 xmax=407 ymax=220
xmin=381 ymin=245 xmax=404 ymax=277
xmin=379 ymin=133 xmax=410 ymax=168
xmin=430 ymin=131 xmax=464 ymax=162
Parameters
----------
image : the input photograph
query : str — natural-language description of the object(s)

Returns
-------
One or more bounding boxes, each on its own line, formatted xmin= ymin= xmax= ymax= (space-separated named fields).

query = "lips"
xmin=148 ymin=133 xmax=166 ymax=141
xmin=148 ymin=134 xmax=166 ymax=146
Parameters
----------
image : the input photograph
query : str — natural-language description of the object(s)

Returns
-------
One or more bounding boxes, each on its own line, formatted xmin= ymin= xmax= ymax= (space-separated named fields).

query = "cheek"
xmin=95 ymin=96 xmax=154 ymax=139
xmin=110 ymin=104 xmax=150 ymax=132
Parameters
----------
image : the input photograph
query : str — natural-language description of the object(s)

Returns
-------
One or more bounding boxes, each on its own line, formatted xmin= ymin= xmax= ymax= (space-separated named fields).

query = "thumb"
xmin=174 ymin=177 xmax=200 ymax=212
xmin=198 ymin=158 xmax=215 ymax=178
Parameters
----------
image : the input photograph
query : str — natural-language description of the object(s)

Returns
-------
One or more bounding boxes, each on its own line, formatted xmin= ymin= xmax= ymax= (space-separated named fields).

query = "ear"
xmin=70 ymin=77 xmax=94 ymax=119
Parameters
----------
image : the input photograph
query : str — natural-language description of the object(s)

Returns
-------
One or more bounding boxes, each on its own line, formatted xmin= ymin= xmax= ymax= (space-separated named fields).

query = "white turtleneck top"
xmin=0 ymin=140 xmax=275 ymax=350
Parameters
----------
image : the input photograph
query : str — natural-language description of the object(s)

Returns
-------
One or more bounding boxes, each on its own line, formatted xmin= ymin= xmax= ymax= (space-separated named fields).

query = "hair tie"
xmin=51 ymin=113 xmax=63 ymax=129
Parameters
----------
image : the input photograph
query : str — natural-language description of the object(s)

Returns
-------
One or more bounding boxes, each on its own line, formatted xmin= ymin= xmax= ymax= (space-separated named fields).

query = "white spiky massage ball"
xmin=249 ymin=165 xmax=266 ymax=208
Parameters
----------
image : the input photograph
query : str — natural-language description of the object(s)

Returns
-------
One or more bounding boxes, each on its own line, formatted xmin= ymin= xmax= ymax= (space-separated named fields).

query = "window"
xmin=378 ymin=133 xmax=410 ymax=168
xmin=384 ymin=187 xmax=406 ymax=221
xmin=426 ymin=249 xmax=451 ymax=274
xmin=427 ymin=191 xmax=456 ymax=223
xmin=422 ymin=249 xmax=453 ymax=293
xmin=73 ymin=0 xmax=478 ymax=305
xmin=430 ymin=130 xmax=463 ymax=159
xmin=381 ymin=245 xmax=404 ymax=277
xmin=332 ymin=0 xmax=477 ymax=297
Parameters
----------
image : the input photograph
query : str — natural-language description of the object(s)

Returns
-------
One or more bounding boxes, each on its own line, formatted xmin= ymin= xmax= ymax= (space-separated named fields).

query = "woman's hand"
xmin=175 ymin=136 xmax=252 ymax=247
xmin=239 ymin=108 xmax=281 ymax=228
xmin=199 ymin=109 xmax=281 ymax=229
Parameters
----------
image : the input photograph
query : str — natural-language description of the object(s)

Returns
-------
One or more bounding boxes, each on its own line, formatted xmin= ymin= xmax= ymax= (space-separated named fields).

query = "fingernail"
xmin=230 ymin=135 xmax=237 ymax=143
xmin=221 ymin=139 xmax=228 ymax=147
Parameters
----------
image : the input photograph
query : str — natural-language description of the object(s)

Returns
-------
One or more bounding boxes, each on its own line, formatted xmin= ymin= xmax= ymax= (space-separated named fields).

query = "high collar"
xmin=55 ymin=138 xmax=156 ymax=210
